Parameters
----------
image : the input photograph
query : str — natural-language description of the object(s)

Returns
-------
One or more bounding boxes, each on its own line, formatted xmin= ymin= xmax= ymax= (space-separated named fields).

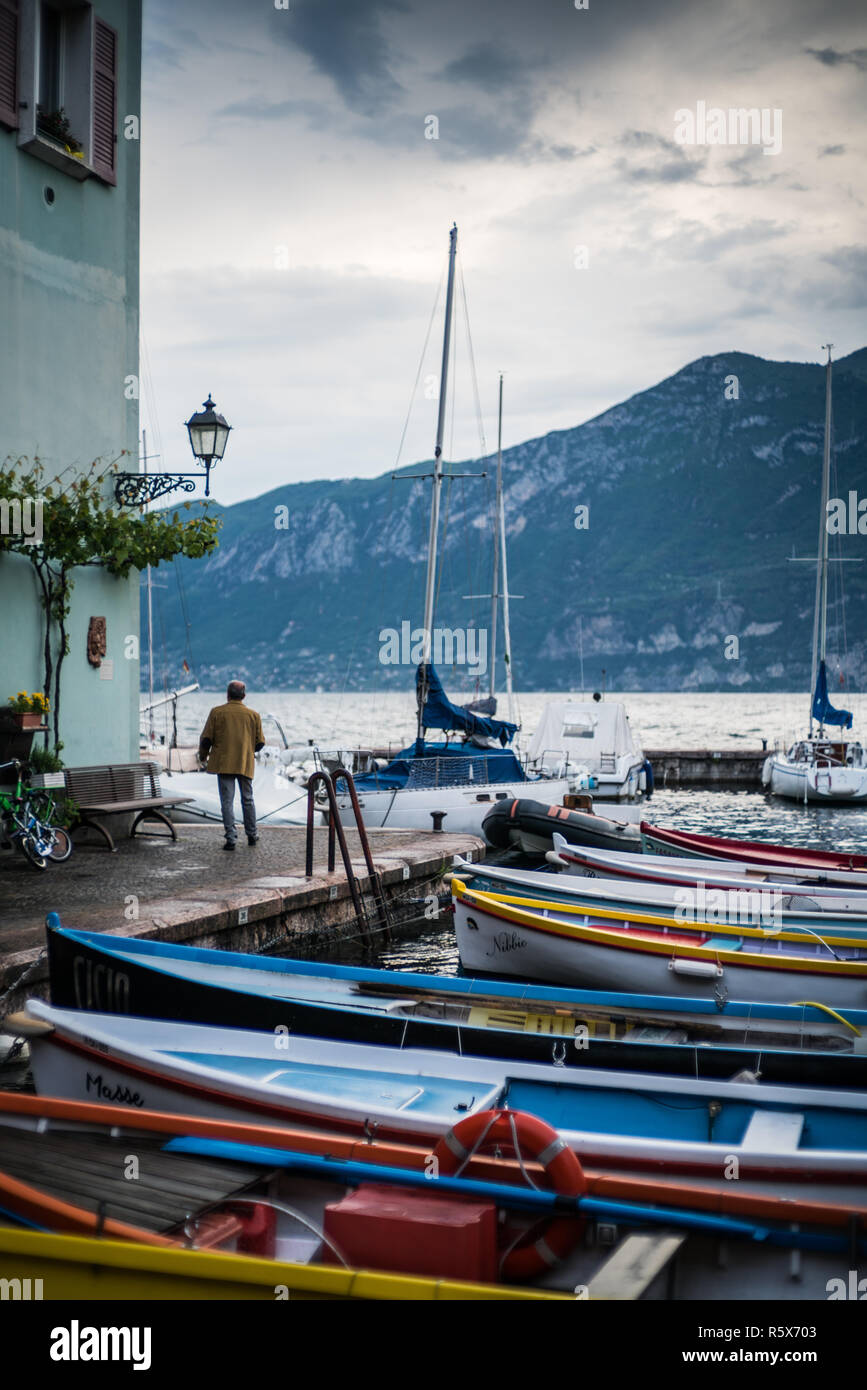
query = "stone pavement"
xmin=0 ymin=822 xmax=484 ymax=1006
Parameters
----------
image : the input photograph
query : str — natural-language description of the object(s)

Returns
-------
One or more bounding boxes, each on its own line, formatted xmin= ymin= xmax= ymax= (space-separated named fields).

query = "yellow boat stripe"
xmin=450 ymin=884 xmax=867 ymax=950
xmin=453 ymin=881 xmax=867 ymax=977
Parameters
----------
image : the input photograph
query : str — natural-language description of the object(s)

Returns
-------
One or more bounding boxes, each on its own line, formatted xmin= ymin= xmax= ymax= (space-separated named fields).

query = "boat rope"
xmin=788 ymin=999 xmax=861 ymax=1036
xmin=0 ymin=949 xmax=46 ymax=1011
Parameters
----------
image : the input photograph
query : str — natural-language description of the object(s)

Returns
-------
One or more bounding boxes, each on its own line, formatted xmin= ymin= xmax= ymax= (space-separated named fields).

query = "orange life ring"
xmin=432 ymin=1108 xmax=586 ymax=1282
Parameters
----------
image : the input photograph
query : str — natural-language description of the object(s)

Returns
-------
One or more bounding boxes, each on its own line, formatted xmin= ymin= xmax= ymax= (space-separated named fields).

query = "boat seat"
xmin=740 ymin=1110 xmax=805 ymax=1152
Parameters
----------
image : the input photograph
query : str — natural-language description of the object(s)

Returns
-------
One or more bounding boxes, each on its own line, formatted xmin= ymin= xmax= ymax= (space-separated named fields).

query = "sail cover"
xmin=812 ymin=660 xmax=853 ymax=729
xmin=416 ymin=664 xmax=517 ymax=746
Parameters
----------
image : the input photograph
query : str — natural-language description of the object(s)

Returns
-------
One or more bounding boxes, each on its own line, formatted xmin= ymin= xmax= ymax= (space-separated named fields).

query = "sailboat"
xmin=333 ymin=227 xmax=589 ymax=836
xmin=763 ymin=346 xmax=867 ymax=802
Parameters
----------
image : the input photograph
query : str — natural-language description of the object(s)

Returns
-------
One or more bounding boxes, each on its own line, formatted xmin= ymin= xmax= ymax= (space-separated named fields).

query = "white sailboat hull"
xmin=765 ymin=755 xmax=867 ymax=804
xmin=169 ymin=765 xmax=318 ymax=827
xmin=336 ymin=777 xmax=576 ymax=837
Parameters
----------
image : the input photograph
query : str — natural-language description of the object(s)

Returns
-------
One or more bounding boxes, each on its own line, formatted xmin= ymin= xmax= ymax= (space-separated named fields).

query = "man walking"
xmin=198 ymin=680 xmax=265 ymax=850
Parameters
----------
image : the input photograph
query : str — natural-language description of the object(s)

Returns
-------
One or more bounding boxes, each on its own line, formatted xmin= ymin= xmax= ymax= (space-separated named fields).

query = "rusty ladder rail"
xmin=304 ymin=770 xmax=391 ymax=944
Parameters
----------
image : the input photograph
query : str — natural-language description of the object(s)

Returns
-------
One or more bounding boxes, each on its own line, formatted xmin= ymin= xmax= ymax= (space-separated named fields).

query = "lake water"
xmin=143 ymin=688 xmax=867 ymax=976
xmin=146 ymin=687 xmax=867 ymax=758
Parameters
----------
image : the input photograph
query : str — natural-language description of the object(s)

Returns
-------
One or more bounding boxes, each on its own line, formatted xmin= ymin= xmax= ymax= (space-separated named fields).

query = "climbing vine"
xmin=0 ymin=455 xmax=221 ymax=751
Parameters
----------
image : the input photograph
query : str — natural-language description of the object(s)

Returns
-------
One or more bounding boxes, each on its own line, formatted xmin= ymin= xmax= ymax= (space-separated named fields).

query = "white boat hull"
xmin=765 ymin=755 xmax=867 ymax=804
xmin=337 ymin=777 xmax=575 ymax=837
xmin=453 ymin=895 xmax=867 ymax=1009
xmin=23 ymin=1001 xmax=867 ymax=1177
xmin=169 ymin=765 xmax=318 ymax=827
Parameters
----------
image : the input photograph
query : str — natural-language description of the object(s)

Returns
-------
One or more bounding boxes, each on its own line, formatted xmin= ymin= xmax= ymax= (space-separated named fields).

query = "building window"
xmin=10 ymin=0 xmax=118 ymax=185
xmin=38 ymin=2 xmax=61 ymax=114
xmin=0 ymin=0 xmax=20 ymax=130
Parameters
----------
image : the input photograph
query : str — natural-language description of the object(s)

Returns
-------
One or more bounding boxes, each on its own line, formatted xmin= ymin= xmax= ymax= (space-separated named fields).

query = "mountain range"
xmin=144 ymin=347 xmax=867 ymax=697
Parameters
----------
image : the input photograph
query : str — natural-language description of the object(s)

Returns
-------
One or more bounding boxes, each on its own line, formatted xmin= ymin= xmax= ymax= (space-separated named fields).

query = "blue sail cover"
xmin=350 ymin=664 xmax=525 ymax=792
xmin=416 ymin=664 xmax=517 ymax=747
xmin=812 ymin=660 xmax=853 ymax=730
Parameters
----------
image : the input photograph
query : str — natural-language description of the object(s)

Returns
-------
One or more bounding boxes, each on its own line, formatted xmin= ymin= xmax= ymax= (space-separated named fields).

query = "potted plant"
xmin=7 ymin=692 xmax=49 ymax=729
xmin=35 ymin=106 xmax=83 ymax=157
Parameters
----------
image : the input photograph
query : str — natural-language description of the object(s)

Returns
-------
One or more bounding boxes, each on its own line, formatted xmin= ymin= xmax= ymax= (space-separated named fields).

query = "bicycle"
xmin=0 ymin=760 xmax=73 ymax=869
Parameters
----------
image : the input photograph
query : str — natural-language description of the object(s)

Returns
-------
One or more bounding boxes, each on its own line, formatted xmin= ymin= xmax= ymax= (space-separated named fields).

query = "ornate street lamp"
xmin=184 ymin=395 xmax=232 ymax=495
xmin=114 ymin=394 xmax=232 ymax=506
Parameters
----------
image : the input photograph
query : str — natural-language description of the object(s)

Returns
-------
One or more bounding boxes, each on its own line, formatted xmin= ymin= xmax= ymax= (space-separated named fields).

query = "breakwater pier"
xmin=645 ymin=749 xmax=768 ymax=788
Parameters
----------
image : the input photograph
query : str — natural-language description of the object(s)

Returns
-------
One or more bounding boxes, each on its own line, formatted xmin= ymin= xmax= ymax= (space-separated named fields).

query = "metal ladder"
xmin=304 ymin=768 xmax=391 ymax=944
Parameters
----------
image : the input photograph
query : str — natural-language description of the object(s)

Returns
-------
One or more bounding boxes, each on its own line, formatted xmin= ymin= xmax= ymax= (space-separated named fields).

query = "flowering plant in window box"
xmin=7 ymin=692 xmax=50 ymax=728
xmin=36 ymin=106 xmax=84 ymax=158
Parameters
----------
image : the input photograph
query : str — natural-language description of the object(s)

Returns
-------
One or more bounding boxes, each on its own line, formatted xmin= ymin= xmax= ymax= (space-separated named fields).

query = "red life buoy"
xmin=432 ymin=1109 xmax=585 ymax=1282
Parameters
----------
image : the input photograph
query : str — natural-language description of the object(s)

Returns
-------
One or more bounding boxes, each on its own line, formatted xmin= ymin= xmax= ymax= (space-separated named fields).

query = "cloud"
xmin=216 ymin=97 xmax=337 ymax=132
xmin=281 ymin=0 xmax=408 ymax=116
xmin=440 ymin=41 xmax=539 ymax=93
xmin=804 ymin=46 xmax=867 ymax=72
xmin=823 ymin=245 xmax=867 ymax=306
xmin=616 ymin=129 xmax=706 ymax=184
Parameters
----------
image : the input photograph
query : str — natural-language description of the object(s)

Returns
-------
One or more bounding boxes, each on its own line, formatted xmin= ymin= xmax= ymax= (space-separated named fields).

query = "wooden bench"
xmin=64 ymin=762 xmax=193 ymax=853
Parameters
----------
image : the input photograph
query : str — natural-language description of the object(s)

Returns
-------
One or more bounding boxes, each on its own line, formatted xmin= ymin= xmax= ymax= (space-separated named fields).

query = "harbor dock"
xmin=645 ymin=749 xmax=768 ymax=788
xmin=0 ymin=824 xmax=484 ymax=1014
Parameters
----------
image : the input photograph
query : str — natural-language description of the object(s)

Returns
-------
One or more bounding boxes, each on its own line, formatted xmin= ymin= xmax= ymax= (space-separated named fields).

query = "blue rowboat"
xmin=44 ymin=922 xmax=867 ymax=1086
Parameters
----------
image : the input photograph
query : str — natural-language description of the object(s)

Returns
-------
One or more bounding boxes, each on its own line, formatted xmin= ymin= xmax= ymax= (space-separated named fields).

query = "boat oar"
xmin=166 ymin=1137 xmax=866 ymax=1256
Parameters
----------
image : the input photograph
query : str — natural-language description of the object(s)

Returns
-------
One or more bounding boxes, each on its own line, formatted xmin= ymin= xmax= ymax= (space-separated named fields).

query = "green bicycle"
xmin=0 ymin=760 xmax=73 ymax=870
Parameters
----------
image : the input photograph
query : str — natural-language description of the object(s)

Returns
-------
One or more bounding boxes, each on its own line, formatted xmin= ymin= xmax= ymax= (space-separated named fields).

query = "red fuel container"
xmin=322 ymin=1183 xmax=499 ymax=1283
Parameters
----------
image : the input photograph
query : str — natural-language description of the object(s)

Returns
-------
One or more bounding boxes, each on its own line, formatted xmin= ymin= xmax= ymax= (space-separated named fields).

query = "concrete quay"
xmin=0 ymin=823 xmax=485 ymax=1013
xmin=645 ymin=749 xmax=769 ymax=788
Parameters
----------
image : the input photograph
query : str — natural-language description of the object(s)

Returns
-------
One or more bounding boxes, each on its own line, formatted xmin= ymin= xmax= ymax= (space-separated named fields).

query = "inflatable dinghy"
xmin=482 ymin=797 xmax=642 ymax=854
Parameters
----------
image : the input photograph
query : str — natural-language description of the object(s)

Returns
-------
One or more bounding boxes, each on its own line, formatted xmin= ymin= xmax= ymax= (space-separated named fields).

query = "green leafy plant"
xmin=36 ymin=105 xmax=82 ymax=154
xmin=27 ymin=745 xmax=64 ymax=774
xmin=0 ymin=456 xmax=221 ymax=752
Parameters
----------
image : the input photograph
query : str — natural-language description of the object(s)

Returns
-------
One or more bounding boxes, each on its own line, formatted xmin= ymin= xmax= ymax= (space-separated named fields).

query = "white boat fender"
xmin=727 ymin=1069 xmax=761 ymax=1085
xmin=545 ymin=850 xmax=568 ymax=867
xmin=668 ymin=958 xmax=724 ymax=979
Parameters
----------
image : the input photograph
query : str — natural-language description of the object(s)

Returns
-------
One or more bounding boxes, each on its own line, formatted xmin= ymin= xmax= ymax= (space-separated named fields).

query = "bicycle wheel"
xmin=18 ymin=834 xmax=47 ymax=870
xmin=46 ymin=827 xmax=73 ymax=861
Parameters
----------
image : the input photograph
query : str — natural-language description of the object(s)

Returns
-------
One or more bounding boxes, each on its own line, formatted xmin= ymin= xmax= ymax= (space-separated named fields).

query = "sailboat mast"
xmin=496 ymin=374 xmax=515 ymax=723
xmin=417 ymin=224 xmax=458 ymax=740
xmin=488 ymin=378 xmax=502 ymax=701
xmin=810 ymin=345 xmax=833 ymax=734
xmin=143 ymin=428 xmax=155 ymax=744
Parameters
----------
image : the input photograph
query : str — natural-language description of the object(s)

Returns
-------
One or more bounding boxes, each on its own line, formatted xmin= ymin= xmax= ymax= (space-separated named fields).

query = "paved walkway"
xmin=0 ymin=823 xmax=483 ymax=993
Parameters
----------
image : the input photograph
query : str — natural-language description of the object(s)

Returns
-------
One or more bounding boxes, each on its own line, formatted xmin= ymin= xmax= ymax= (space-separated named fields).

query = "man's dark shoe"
xmin=223 ymin=840 xmax=236 ymax=851
xmin=247 ymin=836 xmax=258 ymax=846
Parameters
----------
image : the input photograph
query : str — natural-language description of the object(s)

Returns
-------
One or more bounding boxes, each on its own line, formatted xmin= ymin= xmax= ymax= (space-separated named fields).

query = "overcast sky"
xmin=139 ymin=0 xmax=867 ymax=505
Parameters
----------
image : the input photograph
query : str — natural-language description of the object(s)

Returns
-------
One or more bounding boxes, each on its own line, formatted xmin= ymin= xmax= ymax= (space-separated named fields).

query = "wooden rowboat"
xmin=16 ymin=999 xmax=867 ymax=1178
xmin=641 ymin=823 xmax=867 ymax=872
xmin=452 ymin=880 xmax=867 ymax=1009
xmin=43 ymin=923 xmax=867 ymax=1086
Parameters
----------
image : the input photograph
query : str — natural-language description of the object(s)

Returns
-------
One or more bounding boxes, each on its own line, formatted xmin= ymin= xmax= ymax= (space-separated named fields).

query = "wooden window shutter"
xmin=92 ymin=15 xmax=118 ymax=183
xmin=0 ymin=0 xmax=18 ymax=131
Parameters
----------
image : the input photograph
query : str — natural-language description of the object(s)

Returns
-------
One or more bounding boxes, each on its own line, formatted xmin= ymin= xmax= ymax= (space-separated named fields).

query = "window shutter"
xmin=0 ymin=0 xmax=18 ymax=131
xmin=92 ymin=16 xmax=117 ymax=183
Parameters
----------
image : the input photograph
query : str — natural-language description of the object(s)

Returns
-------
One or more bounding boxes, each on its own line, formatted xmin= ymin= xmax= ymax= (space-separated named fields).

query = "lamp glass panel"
xmin=194 ymin=424 xmax=217 ymax=458
xmin=212 ymin=423 xmax=230 ymax=458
